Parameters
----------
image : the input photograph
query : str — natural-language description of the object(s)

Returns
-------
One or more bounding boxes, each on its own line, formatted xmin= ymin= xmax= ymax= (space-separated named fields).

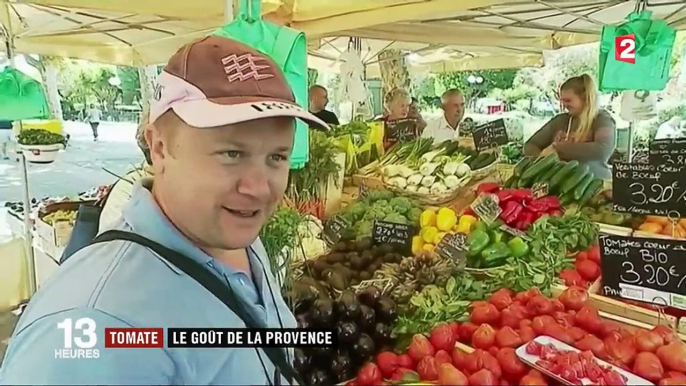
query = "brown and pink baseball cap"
xmin=150 ymin=35 xmax=328 ymax=129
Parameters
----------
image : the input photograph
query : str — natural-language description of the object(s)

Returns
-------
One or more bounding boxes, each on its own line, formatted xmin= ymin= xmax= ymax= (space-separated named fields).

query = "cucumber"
xmin=560 ymin=191 xmax=575 ymax=206
xmin=549 ymin=160 xmax=579 ymax=190
xmin=504 ymin=175 xmax=518 ymax=188
xmin=468 ymin=153 xmax=488 ymax=169
xmin=573 ymin=173 xmax=595 ymax=201
xmin=521 ymin=153 xmax=558 ymax=181
xmin=514 ymin=156 xmax=533 ymax=177
xmin=561 ymin=163 xmax=591 ymax=194
xmin=539 ymin=161 xmax=565 ymax=184
xmin=578 ymin=178 xmax=604 ymax=207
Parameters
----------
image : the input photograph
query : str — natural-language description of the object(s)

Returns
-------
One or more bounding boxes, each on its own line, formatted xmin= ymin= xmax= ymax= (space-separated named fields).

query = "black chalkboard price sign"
xmin=434 ymin=233 xmax=467 ymax=268
xmin=322 ymin=215 xmax=350 ymax=246
xmin=650 ymin=138 xmax=686 ymax=166
xmin=599 ymin=234 xmax=686 ymax=309
xmin=384 ymin=119 xmax=418 ymax=145
xmin=612 ymin=162 xmax=686 ymax=218
xmin=372 ymin=220 xmax=415 ymax=255
xmin=472 ymin=118 xmax=509 ymax=152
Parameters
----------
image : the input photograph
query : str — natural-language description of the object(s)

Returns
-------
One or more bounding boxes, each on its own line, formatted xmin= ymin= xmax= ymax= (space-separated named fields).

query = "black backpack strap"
xmin=91 ymin=230 xmax=301 ymax=385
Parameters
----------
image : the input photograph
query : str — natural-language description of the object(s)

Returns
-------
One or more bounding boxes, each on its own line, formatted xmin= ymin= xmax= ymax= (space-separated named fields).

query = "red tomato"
xmin=397 ymin=354 xmax=414 ymax=370
xmin=569 ymin=327 xmax=588 ymax=341
xmin=599 ymin=320 xmax=622 ymax=338
xmin=587 ymin=245 xmax=601 ymax=263
xmin=559 ymin=269 xmax=587 ymax=288
xmin=449 ymin=322 xmax=460 ymax=338
xmin=430 ymin=323 xmax=457 ymax=352
xmin=472 ymin=324 xmax=497 ymax=350
xmin=514 ymin=288 xmax=542 ymax=305
xmin=633 ymin=330 xmax=664 ymax=353
xmin=459 ymin=322 xmax=479 ymax=343
xmin=575 ymin=334 xmax=607 ymax=359
xmin=532 ymin=315 xmax=556 ymax=336
xmin=519 ymin=319 xmax=533 ymax=329
xmin=656 ymin=342 xmax=686 ymax=373
xmin=438 ymin=363 xmax=468 ymax=386
xmin=575 ymin=251 xmax=588 ymax=261
xmin=496 ymin=326 xmax=524 ymax=348
xmin=633 ymin=352 xmax=664 ymax=382
xmin=574 ymin=306 xmax=603 ymax=334
xmin=471 ymin=303 xmax=501 ymax=325
xmin=527 ymin=295 xmax=555 ymax=316
xmin=518 ymin=326 xmax=535 ymax=343
xmin=542 ymin=322 xmax=573 ymax=344
xmin=490 ymin=289 xmax=514 ymax=311
xmin=408 ymin=334 xmax=435 ymax=363
xmin=552 ymin=311 xmax=575 ymax=329
xmin=501 ymin=304 xmax=528 ymax=328
xmin=518 ymin=374 xmax=548 ymax=385
xmin=435 ymin=350 xmax=453 ymax=366
xmin=375 ymin=352 xmax=399 ymax=378
xmin=666 ymin=371 xmax=686 ymax=381
xmin=576 ymin=259 xmax=601 ymax=281
xmin=464 ymin=349 xmax=488 ymax=374
xmin=496 ymin=348 xmax=527 ymax=380
xmin=469 ymin=369 xmax=497 ymax=385
xmin=606 ymin=339 xmax=637 ymax=367
xmin=489 ymin=346 xmax=500 ymax=358
xmin=653 ymin=325 xmax=680 ymax=344
xmin=452 ymin=347 xmax=469 ymax=371
xmin=356 ymin=363 xmax=382 ymax=386
xmin=416 ymin=356 xmax=439 ymax=381
xmin=558 ymin=286 xmax=590 ymax=311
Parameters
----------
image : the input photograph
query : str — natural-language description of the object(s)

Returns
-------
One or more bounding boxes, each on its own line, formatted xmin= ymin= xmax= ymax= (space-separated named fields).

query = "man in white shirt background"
xmin=86 ymin=104 xmax=102 ymax=142
xmin=422 ymin=89 xmax=465 ymax=144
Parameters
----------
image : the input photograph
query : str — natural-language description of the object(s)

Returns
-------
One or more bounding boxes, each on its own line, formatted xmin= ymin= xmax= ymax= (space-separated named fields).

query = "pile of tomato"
xmin=559 ymin=244 xmax=601 ymax=289
xmin=348 ymin=286 xmax=686 ymax=385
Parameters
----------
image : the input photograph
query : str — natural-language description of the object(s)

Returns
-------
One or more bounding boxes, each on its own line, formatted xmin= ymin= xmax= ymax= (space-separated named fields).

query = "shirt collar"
xmin=440 ymin=114 xmax=460 ymax=130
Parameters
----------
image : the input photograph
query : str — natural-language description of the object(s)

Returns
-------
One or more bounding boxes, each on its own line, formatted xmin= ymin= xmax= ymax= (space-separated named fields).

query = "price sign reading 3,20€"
xmin=372 ymin=220 xmax=415 ymax=255
xmin=599 ymin=234 xmax=686 ymax=309
xmin=612 ymin=162 xmax=686 ymax=218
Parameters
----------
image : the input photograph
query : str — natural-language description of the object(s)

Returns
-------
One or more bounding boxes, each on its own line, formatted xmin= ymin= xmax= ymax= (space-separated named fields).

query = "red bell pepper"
xmin=501 ymin=201 xmax=523 ymax=225
xmin=511 ymin=188 xmax=533 ymax=202
xmin=526 ymin=198 xmax=549 ymax=213
xmin=496 ymin=189 xmax=516 ymax=203
xmin=516 ymin=210 xmax=536 ymax=230
xmin=537 ymin=195 xmax=561 ymax=209
xmin=477 ymin=182 xmax=500 ymax=195
xmin=463 ymin=207 xmax=476 ymax=216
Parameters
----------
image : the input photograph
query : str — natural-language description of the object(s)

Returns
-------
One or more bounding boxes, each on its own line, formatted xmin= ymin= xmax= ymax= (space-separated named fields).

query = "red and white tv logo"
xmin=615 ymin=34 xmax=636 ymax=64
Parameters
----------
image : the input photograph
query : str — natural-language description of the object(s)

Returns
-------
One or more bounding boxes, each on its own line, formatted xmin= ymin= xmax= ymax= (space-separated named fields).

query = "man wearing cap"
xmin=0 ymin=35 xmax=327 ymax=385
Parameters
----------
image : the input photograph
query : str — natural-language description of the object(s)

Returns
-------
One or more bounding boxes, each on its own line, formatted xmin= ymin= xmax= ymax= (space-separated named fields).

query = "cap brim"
xmin=169 ymin=99 xmax=330 ymax=130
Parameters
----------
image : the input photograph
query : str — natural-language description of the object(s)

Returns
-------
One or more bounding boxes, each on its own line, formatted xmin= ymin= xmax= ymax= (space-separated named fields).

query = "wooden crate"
xmin=351 ymin=173 xmax=384 ymax=189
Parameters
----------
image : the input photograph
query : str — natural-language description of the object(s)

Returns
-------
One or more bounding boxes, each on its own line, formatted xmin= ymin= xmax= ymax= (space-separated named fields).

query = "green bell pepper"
xmin=467 ymin=229 xmax=490 ymax=257
xmin=481 ymin=241 xmax=510 ymax=268
xmin=488 ymin=219 xmax=505 ymax=231
xmin=489 ymin=229 xmax=507 ymax=244
xmin=507 ymin=237 xmax=529 ymax=258
xmin=471 ymin=220 xmax=488 ymax=233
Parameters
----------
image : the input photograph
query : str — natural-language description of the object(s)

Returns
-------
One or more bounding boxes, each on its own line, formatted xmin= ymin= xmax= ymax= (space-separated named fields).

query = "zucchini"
xmin=578 ymin=178 xmax=604 ymax=207
xmin=549 ymin=160 xmax=579 ymax=190
xmin=504 ymin=175 xmax=518 ymax=188
xmin=514 ymin=156 xmax=533 ymax=177
xmin=573 ymin=173 xmax=595 ymax=201
xmin=561 ymin=163 xmax=591 ymax=194
xmin=468 ymin=153 xmax=488 ymax=169
xmin=521 ymin=153 xmax=558 ymax=181
xmin=560 ymin=191 xmax=575 ymax=206
xmin=539 ymin=161 xmax=565 ymax=184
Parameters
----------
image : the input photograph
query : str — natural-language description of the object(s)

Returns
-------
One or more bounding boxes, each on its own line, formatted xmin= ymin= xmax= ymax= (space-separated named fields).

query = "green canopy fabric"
xmin=213 ymin=0 xmax=309 ymax=169
xmin=0 ymin=67 xmax=50 ymax=121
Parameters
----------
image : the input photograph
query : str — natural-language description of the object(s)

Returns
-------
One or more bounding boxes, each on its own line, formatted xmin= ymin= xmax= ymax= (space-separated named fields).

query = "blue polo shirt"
xmin=0 ymin=179 xmax=296 ymax=385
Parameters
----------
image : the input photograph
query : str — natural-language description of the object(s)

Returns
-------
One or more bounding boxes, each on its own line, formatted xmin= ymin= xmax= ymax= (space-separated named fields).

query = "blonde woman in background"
xmin=524 ymin=74 xmax=616 ymax=179
xmin=98 ymin=109 xmax=154 ymax=232
xmin=381 ymin=88 xmax=424 ymax=149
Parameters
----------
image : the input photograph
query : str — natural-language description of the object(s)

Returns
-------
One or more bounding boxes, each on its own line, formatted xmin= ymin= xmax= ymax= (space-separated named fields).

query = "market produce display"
xmin=505 ymin=154 xmax=604 ymax=207
xmin=558 ymin=244 xmax=601 ymax=289
xmin=349 ymin=286 xmax=686 ymax=386
xmin=580 ymin=189 xmax=641 ymax=227
xmin=336 ymin=189 xmax=422 ymax=242
xmin=414 ymin=207 xmax=470 ymax=254
xmin=499 ymin=143 xmax=524 ymax=165
xmin=42 ymin=209 xmax=77 ymax=225
xmin=17 ymin=128 xmax=67 ymax=146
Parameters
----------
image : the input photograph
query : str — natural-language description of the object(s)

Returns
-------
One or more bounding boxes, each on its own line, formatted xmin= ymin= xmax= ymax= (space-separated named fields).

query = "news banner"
xmin=55 ymin=318 xmax=335 ymax=359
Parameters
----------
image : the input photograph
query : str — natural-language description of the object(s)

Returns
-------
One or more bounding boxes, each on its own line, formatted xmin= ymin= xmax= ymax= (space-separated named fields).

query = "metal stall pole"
xmin=1 ymin=26 xmax=37 ymax=297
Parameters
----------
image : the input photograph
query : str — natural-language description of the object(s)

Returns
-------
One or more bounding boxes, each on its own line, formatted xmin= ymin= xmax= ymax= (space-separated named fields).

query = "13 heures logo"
xmin=55 ymin=318 xmax=100 ymax=359
xmin=615 ymin=34 xmax=636 ymax=64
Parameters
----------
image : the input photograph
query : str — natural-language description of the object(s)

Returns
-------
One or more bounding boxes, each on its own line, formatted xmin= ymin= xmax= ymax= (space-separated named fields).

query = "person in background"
xmin=422 ymin=89 xmax=465 ymax=144
xmin=655 ymin=116 xmax=683 ymax=140
xmin=524 ymin=74 xmax=615 ymax=179
xmin=0 ymin=120 xmax=13 ymax=160
xmin=382 ymin=88 xmax=411 ymax=122
xmin=86 ymin=104 xmax=102 ymax=141
xmin=408 ymin=97 xmax=427 ymax=132
xmin=308 ymin=85 xmax=339 ymax=126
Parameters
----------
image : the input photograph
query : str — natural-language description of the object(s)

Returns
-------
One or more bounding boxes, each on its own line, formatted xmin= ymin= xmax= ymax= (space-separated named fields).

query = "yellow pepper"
xmin=420 ymin=209 xmax=437 ymax=228
xmin=433 ymin=231 xmax=447 ymax=245
xmin=436 ymin=207 xmax=457 ymax=231
xmin=456 ymin=214 xmax=477 ymax=234
xmin=411 ymin=236 xmax=424 ymax=254
xmin=422 ymin=243 xmax=435 ymax=253
xmin=421 ymin=226 xmax=438 ymax=244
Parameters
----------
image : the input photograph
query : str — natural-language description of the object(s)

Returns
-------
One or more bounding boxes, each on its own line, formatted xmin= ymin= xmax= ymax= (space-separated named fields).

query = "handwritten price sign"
xmin=650 ymin=138 xmax=686 ymax=166
xmin=612 ymin=162 xmax=686 ymax=218
xmin=600 ymin=234 xmax=686 ymax=309
xmin=372 ymin=220 xmax=415 ymax=255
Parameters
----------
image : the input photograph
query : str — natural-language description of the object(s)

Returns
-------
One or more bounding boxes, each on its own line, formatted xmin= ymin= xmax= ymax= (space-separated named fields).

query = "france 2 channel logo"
xmin=55 ymin=317 xmax=100 ymax=359
xmin=615 ymin=34 xmax=636 ymax=64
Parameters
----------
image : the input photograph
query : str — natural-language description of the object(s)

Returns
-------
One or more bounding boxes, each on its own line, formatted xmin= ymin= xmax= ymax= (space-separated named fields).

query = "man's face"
xmin=442 ymin=94 xmax=465 ymax=122
xmin=310 ymin=88 xmax=328 ymax=111
xmin=149 ymin=115 xmax=294 ymax=250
